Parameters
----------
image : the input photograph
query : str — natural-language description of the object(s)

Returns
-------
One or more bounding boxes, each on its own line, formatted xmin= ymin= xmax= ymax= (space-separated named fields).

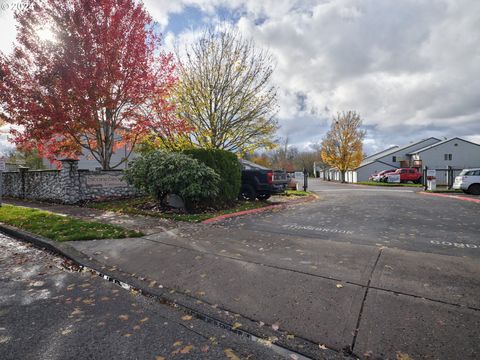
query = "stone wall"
xmin=1 ymin=159 xmax=140 ymax=204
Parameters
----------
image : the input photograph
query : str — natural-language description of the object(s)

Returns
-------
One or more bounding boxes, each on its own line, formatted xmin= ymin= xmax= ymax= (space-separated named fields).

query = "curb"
xmin=0 ymin=221 xmax=343 ymax=360
xmin=202 ymin=194 xmax=318 ymax=224
xmin=419 ymin=191 xmax=480 ymax=203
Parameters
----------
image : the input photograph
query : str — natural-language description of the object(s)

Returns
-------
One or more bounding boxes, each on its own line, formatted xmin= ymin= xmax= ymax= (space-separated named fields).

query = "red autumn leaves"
xmin=0 ymin=0 xmax=189 ymax=169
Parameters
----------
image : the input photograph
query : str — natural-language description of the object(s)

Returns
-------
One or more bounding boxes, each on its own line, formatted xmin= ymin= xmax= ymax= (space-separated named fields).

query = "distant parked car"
xmin=287 ymin=173 xmax=298 ymax=190
xmin=370 ymin=169 xmax=396 ymax=182
xmin=385 ymin=168 xmax=422 ymax=183
xmin=239 ymin=160 xmax=288 ymax=200
xmin=453 ymin=168 xmax=480 ymax=195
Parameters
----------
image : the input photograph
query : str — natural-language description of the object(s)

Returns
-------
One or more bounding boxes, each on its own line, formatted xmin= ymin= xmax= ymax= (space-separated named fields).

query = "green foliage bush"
xmin=124 ymin=151 xmax=220 ymax=209
xmin=182 ymin=149 xmax=241 ymax=205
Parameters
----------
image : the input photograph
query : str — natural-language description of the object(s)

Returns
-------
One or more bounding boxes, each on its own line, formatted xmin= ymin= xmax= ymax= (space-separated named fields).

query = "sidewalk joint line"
xmin=143 ymin=236 xmax=480 ymax=311
xmin=350 ymin=248 xmax=383 ymax=353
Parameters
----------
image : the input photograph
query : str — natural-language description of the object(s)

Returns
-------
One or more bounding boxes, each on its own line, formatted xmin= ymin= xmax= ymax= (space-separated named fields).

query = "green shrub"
xmin=124 ymin=151 xmax=220 ymax=209
xmin=182 ymin=149 xmax=241 ymax=205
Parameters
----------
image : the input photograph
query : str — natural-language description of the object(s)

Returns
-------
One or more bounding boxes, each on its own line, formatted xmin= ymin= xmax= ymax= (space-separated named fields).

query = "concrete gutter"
xmin=419 ymin=191 xmax=480 ymax=203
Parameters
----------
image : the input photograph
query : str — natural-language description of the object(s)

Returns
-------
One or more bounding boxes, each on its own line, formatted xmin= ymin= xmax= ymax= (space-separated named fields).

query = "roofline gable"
xmin=408 ymin=137 xmax=480 ymax=154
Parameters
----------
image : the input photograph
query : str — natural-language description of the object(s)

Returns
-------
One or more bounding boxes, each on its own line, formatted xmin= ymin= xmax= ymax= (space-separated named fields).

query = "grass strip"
xmin=0 ymin=204 xmax=143 ymax=241
xmin=356 ymin=181 xmax=423 ymax=187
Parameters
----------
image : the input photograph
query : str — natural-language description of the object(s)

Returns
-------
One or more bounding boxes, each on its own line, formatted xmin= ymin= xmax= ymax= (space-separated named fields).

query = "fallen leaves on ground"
xmin=71 ymin=308 xmax=82 ymax=316
xmin=232 ymin=322 xmax=242 ymax=330
xmin=181 ymin=315 xmax=192 ymax=321
xmin=224 ymin=348 xmax=240 ymax=360
xmin=396 ymin=352 xmax=412 ymax=360
xmin=287 ymin=334 xmax=295 ymax=340
xmin=173 ymin=341 xmax=182 ymax=347
xmin=172 ymin=345 xmax=194 ymax=355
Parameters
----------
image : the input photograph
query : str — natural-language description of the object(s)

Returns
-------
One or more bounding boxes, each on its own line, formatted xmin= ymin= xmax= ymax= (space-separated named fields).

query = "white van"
xmin=453 ymin=168 xmax=480 ymax=195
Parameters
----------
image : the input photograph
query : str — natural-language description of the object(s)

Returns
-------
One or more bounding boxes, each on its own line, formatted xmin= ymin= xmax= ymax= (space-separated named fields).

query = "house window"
xmin=444 ymin=154 xmax=453 ymax=161
xmin=392 ymin=156 xmax=397 ymax=162
xmin=449 ymin=154 xmax=452 ymax=161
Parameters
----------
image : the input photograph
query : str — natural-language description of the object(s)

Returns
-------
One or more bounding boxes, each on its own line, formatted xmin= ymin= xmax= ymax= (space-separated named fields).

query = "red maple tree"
xmin=0 ymin=0 xmax=187 ymax=169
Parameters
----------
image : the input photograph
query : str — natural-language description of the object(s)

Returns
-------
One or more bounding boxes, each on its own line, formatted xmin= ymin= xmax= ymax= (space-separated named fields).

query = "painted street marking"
xmin=430 ymin=240 xmax=478 ymax=249
xmin=282 ymin=223 xmax=354 ymax=235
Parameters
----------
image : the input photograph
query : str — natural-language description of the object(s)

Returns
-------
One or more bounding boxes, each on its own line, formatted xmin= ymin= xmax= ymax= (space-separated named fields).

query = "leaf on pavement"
xmin=287 ymin=334 xmax=295 ymax=340
xmin=224 ymin=348 xmax=240 ymax=360
xmin=319 ymin=344 xmax=327 ymax=350
xmin=232 ymin=322 xmax=242 ymax=330
xmin=396 ymin=352 xmax=412 ymax=360
xmin=71 ymin=308 xmax=82 ymax=316
xmin=173 ymin=341 xmax=182 ymax=347
xmin=181 ymin=315 xmax=193 ymax=321
xmin=172 ymin=345 xmax=194 ymax=355
xmin=201 ymin=345 xmax=210 ymax=353
xmin=272 ymin=322 xmax=280 ymax=331
xmin=118 ymin=314 xmax=129 ymax=321
xmin=140 ymin=317 xmax=149 ymax=323
xmin=336 ymin=284 xmax=343 ymax=288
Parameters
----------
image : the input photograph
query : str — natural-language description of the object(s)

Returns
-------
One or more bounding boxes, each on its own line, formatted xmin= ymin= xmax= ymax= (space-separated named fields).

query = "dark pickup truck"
xmin=239 ymin=159 xmax=288 ymax=200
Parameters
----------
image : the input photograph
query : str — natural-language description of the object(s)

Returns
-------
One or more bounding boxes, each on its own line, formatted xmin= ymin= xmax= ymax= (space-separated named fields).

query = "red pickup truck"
xmin=387 ymin=168 xmax=423 ymax=183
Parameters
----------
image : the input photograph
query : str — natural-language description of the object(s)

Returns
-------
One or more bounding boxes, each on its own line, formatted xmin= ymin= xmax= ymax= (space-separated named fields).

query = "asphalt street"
xmin=241 ymin=179 xmax=480 ymax=258
xmin=0 ymin=233 xmax=287 ymax=360
xmin=68 ymin=179 xmax=480 ymax=359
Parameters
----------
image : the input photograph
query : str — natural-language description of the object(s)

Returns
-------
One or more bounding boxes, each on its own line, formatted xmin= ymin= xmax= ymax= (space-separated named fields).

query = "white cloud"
xmin=1 ymin=0 xmax=480 ymax=156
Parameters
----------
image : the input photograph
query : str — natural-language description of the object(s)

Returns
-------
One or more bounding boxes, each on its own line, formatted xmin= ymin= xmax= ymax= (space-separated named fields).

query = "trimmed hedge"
xmin=183 ymin=149 xmax=241 ymax=205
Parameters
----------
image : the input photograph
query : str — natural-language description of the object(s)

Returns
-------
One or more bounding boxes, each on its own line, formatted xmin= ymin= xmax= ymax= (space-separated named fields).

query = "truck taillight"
xmin=267 ymin=171 xmax=273 ymax=184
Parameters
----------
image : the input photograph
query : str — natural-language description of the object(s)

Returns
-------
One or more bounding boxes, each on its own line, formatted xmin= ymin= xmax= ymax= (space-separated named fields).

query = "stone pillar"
xmin=60 ymin=159 xmax=80 ymax=204
xmin=18 ymin=166 xmax=29 ymax=199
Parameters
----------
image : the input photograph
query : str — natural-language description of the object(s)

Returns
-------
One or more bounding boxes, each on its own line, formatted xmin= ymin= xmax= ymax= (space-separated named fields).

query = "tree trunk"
xmin=341 ymin=170 xmax=346 ymax=183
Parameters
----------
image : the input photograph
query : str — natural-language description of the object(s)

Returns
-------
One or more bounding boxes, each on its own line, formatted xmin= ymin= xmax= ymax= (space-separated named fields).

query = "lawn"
xmin=357 ymin=181 xmax=423 ymax=187
xmin=284 ymin=190 xmax=310 ymax=196
xmin=0 ymin=204 xmax=143 ymax=241
xmin=86 ymin=197 xmax=272 ymax=223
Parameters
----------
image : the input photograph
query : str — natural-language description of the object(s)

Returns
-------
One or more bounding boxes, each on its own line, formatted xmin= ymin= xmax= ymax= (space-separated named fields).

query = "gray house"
xmin=319 ymin=136 xmax=480 ymax=184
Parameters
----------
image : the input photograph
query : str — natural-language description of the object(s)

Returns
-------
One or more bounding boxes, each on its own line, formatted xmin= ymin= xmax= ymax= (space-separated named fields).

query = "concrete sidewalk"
xmin=69 ymin=225 xmax=480 ymax=360
xmin=4 ymin=198 xmax=480 ymax=359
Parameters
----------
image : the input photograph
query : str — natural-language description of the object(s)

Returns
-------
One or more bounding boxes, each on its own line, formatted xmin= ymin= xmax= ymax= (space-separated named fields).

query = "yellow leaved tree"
xmin=321 ymin=111 xmax=366 ymax=182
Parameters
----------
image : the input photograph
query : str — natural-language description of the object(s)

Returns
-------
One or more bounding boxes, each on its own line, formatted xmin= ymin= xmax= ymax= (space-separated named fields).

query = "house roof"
xmin=356 ymin=137 xmax=441 ymax=170
xmin=408 ymin=137 xmax=480 ymax=155
xmin=363 ymin=145 xmax=399 ymax=161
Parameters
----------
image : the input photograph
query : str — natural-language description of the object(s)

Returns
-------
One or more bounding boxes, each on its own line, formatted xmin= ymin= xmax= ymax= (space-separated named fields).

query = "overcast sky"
xmin=1 ymin=0 xmax=479 ymax=156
